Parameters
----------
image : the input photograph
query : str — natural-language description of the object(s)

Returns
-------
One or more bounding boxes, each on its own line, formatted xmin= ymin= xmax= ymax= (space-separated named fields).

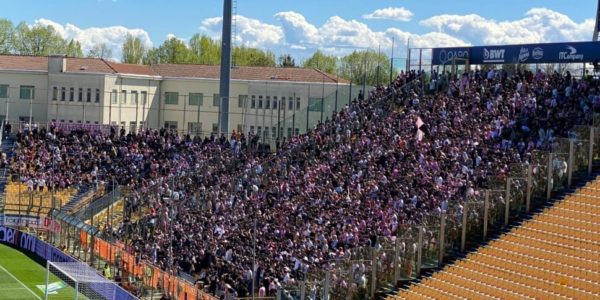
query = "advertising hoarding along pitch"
xmin=432 ymin=41 xmax=600 ymax=65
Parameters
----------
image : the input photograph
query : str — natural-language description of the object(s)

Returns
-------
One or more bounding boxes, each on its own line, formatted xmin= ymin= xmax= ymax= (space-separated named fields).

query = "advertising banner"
xmin=432 ymin=41 xmax=600 ymax=65
xmin=0 ymin=215 xmax=62 ymax=233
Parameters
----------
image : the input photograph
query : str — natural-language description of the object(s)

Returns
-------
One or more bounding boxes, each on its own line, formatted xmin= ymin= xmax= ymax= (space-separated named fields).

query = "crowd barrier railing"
xmin=272 ymin=124 xmax=600 ymax=300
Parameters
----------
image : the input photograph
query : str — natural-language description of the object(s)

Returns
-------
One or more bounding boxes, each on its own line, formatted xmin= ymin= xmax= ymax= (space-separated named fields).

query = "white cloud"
xmin=420 ymin=8 xmax=594 ymax=45
xmin=200 ymin=15 xmax=284 ymax=48
xmin=363 ymin=7 xmax=414 ymax=22
xmin=35 ymin=18 xmax=153 ymax=61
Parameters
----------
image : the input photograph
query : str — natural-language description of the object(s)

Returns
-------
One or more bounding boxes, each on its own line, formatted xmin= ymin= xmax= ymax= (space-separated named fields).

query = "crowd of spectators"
xmin=7 ymin=66 xmax=600 ymax=298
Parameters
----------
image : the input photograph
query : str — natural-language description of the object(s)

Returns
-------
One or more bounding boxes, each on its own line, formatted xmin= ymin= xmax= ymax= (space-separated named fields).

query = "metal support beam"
xmin=439 ymin=213 xmax=446 ymax=266
xmin=589 ymin=127 xmax=595 ymax=176
xmin=505 ymin=178 xmax=511 ymax=226
xmin=568 ymin=140 xmax=574 ymax=187
xmin=219 ymin=0 xmax=233 ymax=135
xmin=547 ymin=152 xmax=553 ymax=200
xmin=483 ymin=190 xmax=489 ymax=239
xmin=526 ymin=165 xmax=532 ymax=212
xmin=461 ymin=202 xmax=467 ymax=252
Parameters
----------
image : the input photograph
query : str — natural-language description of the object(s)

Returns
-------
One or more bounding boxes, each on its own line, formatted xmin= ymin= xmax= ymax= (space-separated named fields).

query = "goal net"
xmin=44 ymin=261 xmax=119 ymax=300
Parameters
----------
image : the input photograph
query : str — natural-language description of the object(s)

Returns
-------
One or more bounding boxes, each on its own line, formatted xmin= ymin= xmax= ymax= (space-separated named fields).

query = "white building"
xmin=0 ymin=55 xmax=357 ymax=142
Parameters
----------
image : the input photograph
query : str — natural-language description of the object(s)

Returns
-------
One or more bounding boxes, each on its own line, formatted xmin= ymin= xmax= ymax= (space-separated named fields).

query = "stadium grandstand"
xmin=0 ymin=1 xmax=599 ymax=300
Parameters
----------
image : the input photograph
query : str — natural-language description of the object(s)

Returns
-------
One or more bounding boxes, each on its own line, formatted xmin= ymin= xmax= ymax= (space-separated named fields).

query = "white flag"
xmin=416 ymin=117 xmax=424 ymax=129
xmin=416 ymin=129 xmax=424 ymax=142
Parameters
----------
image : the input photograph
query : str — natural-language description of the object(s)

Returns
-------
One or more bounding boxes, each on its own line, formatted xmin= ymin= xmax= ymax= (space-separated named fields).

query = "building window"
xmin=309 ymin=98 xmax=323 ymax=112
xmin=188 ymin=122 xmax=202 ymax=134
xmin=288 ymin=99 xmax=293 ymax=110
xmin=139 ymin=121 xmax=145 ymax=128
xmin=250 ymin=126 xmax=254 ymax=134
xmin=287 ymin=127 xmax=292 ymax=137
xmin=78 ymin=88 xmax=83 ymax=102
xmin=95 ymin=89 xmax=100 ymax=103
xmin=271 ymin=126 xmax=276 ymax=139
xmin=164 ymin=92 xmax=178 ymax=105
xmin=111 ymin=90 xmax=117 ymax=104
xmin=212 ymin=123 xmax=218 ymax=133
xmin=164 ymin=121 xmax=178 ymax=130
xmin=238 ymin=95 xmax=248 ymax=108
xmin=295 ymin=128 xmax=300 ymax=135
xmin=130 ymin=121 xmax=136 ymax=131
xmin=120 ymin=90 xmax=127 ymax=104
xmin=257 ymin=126 xmax=262 ymax=137
xmin=141 ymin=91 xmax=147 ymax=105
xmin=20 ymin=85 xmax=35 ymax=100
xmin=61 ymin=87 xmax=66 ymax=101
xmin=296 ymin=98 xmax=301 ymax=110
xmin=69 ymin=87 xmax=74 ymax=101
xmin=265 ymin=96 xmax=270 ymax=109
xmin=272 ymin=96 xmax=278 ymax=109
xmin=237 ymin=124 xmax=243 ymax=133
xmin=258 ymin=96 xmax=263 ymax=109
xmin=86 ymin=88 xmax=91 ymax=102
xmin=189 ymin=93 xmax=203 ymax=106
xmin=213 ymin=94 xmax=220 ymax=107
xmin=251 ymin=96 xmax=256 ymax=109
xmin=131 ymin=91 xmax=138 ymax=105
xmin=51 ymin=86 xmax=57 ymax=100
xmin=0 ymin=85 xmax=8 ymax=99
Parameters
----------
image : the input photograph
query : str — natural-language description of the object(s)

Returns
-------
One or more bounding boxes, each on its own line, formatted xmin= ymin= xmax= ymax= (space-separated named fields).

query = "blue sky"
xmin=2 ymin=0 xmax=598 ymax=61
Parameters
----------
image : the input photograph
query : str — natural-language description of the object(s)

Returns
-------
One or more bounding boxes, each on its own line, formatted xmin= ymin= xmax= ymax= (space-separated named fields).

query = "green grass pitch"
xmin=0 ymin=243 xmax=80 ymax=299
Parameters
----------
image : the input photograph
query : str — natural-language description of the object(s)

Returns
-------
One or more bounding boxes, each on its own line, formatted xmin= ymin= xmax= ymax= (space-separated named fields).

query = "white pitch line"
xmin=0 ymin=265 xmax=42 ymax=300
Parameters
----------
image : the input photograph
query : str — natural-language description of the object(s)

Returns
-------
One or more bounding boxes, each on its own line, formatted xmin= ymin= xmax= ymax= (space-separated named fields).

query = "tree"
xmin=233 ymin=46 xmax=276 ymax=67
xmin=338 ymin=50 xmax=391 ymax=86
xmin=143 ymin=48 xmax=160 ymax=64
xmin=156 ymin=37 xmax=192 ymax=64
xmin=0 ymin=18 xmax=15 ymax=54
xmin=14 ymin=22 xmax=66 ymax=56
xmin=122 ymin=34 xmax=145 ymax=64
xmin=189 ymin=34 xmax=220 ymax=64
xmin=278 ymin=53 xmax=296 ymax=68
xmin=303 ymin=50 xmax=337 ymax=74
xmin=65 ymin=39 xmax=83 ymax=57
xmin=87 ymin=43 xmax=113 ymax=60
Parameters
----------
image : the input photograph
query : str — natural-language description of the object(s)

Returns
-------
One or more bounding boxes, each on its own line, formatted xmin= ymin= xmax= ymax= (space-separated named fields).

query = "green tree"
xmin=65 ymin=39 xmax=83 ymax=57
xmin=157 ymin=37 xmax=192 ymax=64
xmin=87 ymin=43 xmax=113 ymax=60
xmin=0 ymin=18 xmax=15 ymax=54
xmin=14 ymin=22 xmax=66 ymax=56
xmin=121 ymin=34 xmax=145 ymax=64
xmin=233 ymin=46 xmax=276 ymax=67
xmin=339 ymin=50 xmax=390 ymax=86
xmin=143 ymin=47 xmax=160 ymax=64
xmin=303 ymin=50 xmax=337 ymax=74
xmin=278 ymin=53 xmax=296 ymax=68
xmin=189 ymin=33 xmax=220 ymax=64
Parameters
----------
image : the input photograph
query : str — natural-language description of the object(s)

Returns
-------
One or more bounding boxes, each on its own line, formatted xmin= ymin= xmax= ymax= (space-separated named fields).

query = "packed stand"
xmin=8 ymin=68 xmax=600 ymax=298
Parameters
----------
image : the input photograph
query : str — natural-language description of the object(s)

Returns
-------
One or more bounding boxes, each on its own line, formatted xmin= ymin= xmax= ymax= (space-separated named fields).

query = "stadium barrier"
xmin=49 ymin=222 xmax=217 ymax=300
xmin=0 ymin=225 xmax=137 ymax=300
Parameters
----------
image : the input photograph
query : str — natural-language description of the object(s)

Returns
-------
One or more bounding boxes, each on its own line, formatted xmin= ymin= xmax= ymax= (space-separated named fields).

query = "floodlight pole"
xmin=219 ymin=0 xmax=233 ymax=135
xmin=594 ymin=0 xmax=600 ymax=41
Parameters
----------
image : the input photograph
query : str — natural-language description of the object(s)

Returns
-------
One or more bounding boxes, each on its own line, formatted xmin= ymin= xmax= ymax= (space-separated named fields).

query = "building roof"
xmin=0 ymin=54 xmax=348 ymax=84
xmin=152 ymin=64 xmax=348 ymax=84
xmin=105 ymin=61 xmax=159 ymax=76
xmin=65 ymin=57 xmax=116 ymax=74
xmin=0 ymin=55 xmax=48 ymax=72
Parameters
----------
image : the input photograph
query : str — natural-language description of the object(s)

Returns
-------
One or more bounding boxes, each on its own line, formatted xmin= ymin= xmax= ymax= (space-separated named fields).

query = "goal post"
xmin=44 ymin=261 xmax=119 ymax=300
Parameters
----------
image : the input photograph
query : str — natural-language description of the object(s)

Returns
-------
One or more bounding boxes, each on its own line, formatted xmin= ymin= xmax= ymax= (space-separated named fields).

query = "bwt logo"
xmin=559 ymin=46 xmax=584 ymax=61
xmin=518 ymin=48 xmax=530 ymax=62
xmin=532 ymin=47 xmax=544 ymax=60
xmin=438 ymin=49 xmax=469 ymax=64
xmin=483 ymin=48 xmax=505 ymax=63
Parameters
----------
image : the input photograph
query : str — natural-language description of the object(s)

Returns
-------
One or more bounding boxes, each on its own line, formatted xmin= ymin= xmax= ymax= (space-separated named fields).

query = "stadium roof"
xmin=0 ymin=54 xmax=347 ymax=84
